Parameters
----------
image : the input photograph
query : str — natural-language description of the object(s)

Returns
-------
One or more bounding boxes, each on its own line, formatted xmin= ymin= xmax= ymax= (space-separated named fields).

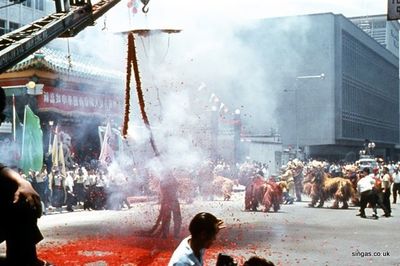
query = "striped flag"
xmin=51 ymin=126 xmax=66 ymax=175
xmin=99 ymin=122 xmax=114 ymax=166
xmin=58 ymin=140 xmax=66 ymax=176
xmin=51 ymin=125 xmax=59 ymax=168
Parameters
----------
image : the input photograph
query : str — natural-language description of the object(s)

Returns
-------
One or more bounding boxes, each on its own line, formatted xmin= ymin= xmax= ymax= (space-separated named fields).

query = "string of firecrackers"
xmin=131 ymin=33 xmax=160 ymax=156
xmin=122 ymin=34 xmax=133 ymax=138
xmin=123 ymin=33 xmax=160 ymax=157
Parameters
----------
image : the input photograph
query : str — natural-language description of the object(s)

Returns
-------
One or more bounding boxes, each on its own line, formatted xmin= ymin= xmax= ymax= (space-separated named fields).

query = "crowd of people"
xmin=1 ymin=84 xmax=398 ymax=265
xmin=18 ymin=164 xmax=149 ymax=214
xmin=8 ymin=154 xmax=399 ymax=221
xmin=272 ymin=157 xmax=398 ymax=218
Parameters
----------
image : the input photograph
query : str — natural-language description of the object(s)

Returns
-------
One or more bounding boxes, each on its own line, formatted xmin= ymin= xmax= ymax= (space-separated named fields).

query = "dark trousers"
xmin=161 ymin=199 xmax=182 ymax=238
xmin=382 ymin=189 xmax=391 ymax=215
xmin=393 ymin=183 xmax=400 ymax=203
xmin=0 ymin=176 xmax=43 ymax=265
xmin=66 ymin=190 xmax=76 ymax=211
xmin=359 ymin=190 xmax=377 ymax=217
xmin=373 ymin=189 xmax=390 ymax=216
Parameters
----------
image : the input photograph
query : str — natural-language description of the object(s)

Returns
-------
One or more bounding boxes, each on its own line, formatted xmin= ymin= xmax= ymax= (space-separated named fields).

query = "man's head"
xmin=361 ymin=167 xmax=370 ymax=177
xmin=372 ymin=167 xmax=379 ymax=176
xmin=383 ymin=166 xmax=389 ymax=173
xmin=244 ymin=256 xmax=275 ymax=266
xmin=189 ymin=212 xmax=224 ymax=249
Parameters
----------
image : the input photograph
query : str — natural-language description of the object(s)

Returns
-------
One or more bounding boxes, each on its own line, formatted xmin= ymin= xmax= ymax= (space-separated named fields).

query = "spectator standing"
xmin=392 ymin=165 xmax=400 ymax=204
xmin=74 ymin=167 xmax=86 ymax=205
xmin=50 ymin=168 xmax=65 ymax=212
xmin=65 ymin=171 xmax=75 ymax=212
xmin=381 ymin=167 xmax=392 ymax=216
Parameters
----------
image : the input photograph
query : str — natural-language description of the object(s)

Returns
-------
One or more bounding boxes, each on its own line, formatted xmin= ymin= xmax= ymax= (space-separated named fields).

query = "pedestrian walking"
xmin=357 ymin=168 xmax=378 ymax=218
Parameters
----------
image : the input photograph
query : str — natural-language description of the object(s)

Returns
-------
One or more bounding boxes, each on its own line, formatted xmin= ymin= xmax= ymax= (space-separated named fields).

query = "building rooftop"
xmin=6 ymin=47 xmax=124 ymax=81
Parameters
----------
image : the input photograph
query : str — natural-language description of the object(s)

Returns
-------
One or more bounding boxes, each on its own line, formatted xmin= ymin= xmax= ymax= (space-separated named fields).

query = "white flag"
xmin=99 ymin=122 xmax=114 ymax=166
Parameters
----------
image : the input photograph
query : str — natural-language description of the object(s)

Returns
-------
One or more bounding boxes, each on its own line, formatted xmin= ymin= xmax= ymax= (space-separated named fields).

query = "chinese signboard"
xmin=37 ymin=86 xmax=123 ymax=116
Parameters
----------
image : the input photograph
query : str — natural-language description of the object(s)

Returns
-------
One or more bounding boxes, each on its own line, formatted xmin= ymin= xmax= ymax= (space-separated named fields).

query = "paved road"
xmin=1 ymin=192 xmax=399 ymax=265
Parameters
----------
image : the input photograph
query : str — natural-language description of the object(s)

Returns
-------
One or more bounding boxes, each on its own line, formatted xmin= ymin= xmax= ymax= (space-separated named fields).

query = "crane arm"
xmin=0 ymin=0 xmax=122 ymax=74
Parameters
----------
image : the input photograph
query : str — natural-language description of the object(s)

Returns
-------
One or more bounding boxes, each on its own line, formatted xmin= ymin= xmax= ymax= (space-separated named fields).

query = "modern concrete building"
xmin=350 ymin=14 xmax=400 ymax=58
xmin=0 ymin=0 xmax=54 ymax=35
xmin=242 ymin=13 xmax=399 ymax=161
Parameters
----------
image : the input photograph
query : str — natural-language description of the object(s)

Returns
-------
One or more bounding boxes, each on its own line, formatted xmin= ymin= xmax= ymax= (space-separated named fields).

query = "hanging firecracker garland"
xmin=122 ymin=34 xmax=133 ymax=138
xmin=123 ymin=33 xmax=160 ymax=157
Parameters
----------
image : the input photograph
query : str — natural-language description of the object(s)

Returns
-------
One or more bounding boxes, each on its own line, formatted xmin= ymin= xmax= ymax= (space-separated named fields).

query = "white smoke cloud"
xmin=43 ymin=0 xmax=384 ymax=171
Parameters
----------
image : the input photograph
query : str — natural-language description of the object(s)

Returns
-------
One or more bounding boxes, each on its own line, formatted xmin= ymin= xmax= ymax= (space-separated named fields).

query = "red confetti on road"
xmin=38 ymin=235 xmax=243 ymax=265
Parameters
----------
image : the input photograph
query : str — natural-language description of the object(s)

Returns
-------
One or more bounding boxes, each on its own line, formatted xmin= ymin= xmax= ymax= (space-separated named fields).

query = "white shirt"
xmin=357 ymin=175 xmax=375 ymax=193
xmin=65 ymin=174 xmax=74 ymax=191
xmin=168 ymin=236 xmax=204 ymax=266
xmin=393 ymin=172 xmax=400 ymax=184
xmin=381 ymin=173 xmax=391 ymax=190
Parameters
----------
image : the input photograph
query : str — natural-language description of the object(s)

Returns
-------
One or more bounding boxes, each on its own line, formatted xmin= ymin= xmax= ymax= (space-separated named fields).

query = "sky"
xmin=102 ymin=0 xmax=387 ymax=31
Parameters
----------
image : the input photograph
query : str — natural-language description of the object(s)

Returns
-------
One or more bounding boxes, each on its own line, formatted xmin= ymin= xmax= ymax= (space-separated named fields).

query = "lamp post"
xmin=285 ymin=73 xmax=325 ymax=158
xmin=296 ymin=73 xmax=325 ymax=80
xmin=233 ymin=109 xmax=241 ymax=164
xmin=367 ymin=141 xmax=375 ymax=156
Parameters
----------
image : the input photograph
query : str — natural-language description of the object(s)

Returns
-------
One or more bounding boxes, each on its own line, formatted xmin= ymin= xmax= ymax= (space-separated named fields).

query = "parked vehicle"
xmin=357 ymin=155 xmax=378 ymax=171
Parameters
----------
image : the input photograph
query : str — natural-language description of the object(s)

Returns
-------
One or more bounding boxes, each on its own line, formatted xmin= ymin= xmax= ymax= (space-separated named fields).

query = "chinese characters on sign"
xmin=38 ymin=87 xmax=122 ymax=116
xmin=388 ymin=0 xmax=400 ymax=20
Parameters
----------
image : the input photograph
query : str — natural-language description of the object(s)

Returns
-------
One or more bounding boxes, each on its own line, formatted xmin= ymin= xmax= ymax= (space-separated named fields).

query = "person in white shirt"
xmin=357 ymin=168 xmax=377 ymax=218
xmin=392 ymin=166 xmax=400 ymax=204
xmin=381 ymin=167 xmax=392 ymax=216
xmin=168 ymin=212 xmax=225 ymax=266
xmin=65 ymin=171 xmax=75 ymax=212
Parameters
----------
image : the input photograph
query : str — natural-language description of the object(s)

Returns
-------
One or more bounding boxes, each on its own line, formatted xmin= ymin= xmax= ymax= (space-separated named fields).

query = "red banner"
xmin=37 ymin=86 xmax=123 ymax=116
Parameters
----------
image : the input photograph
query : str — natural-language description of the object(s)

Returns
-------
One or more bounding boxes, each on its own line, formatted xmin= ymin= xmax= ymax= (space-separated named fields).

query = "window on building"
xmin=22 ymin=0 xmax=32 ymax=7
xmin=8 ymin=22 xmax=20 ymax=33
xmin=35 ymin=0 xmax=44 ymax=10
xmin=0 ymin=20 xmax=6 ymax=36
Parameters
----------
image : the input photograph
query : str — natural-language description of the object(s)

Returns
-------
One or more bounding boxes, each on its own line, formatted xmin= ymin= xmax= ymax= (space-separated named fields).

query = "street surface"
xmin=1 ymin=192 xmax=399 ymax=265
